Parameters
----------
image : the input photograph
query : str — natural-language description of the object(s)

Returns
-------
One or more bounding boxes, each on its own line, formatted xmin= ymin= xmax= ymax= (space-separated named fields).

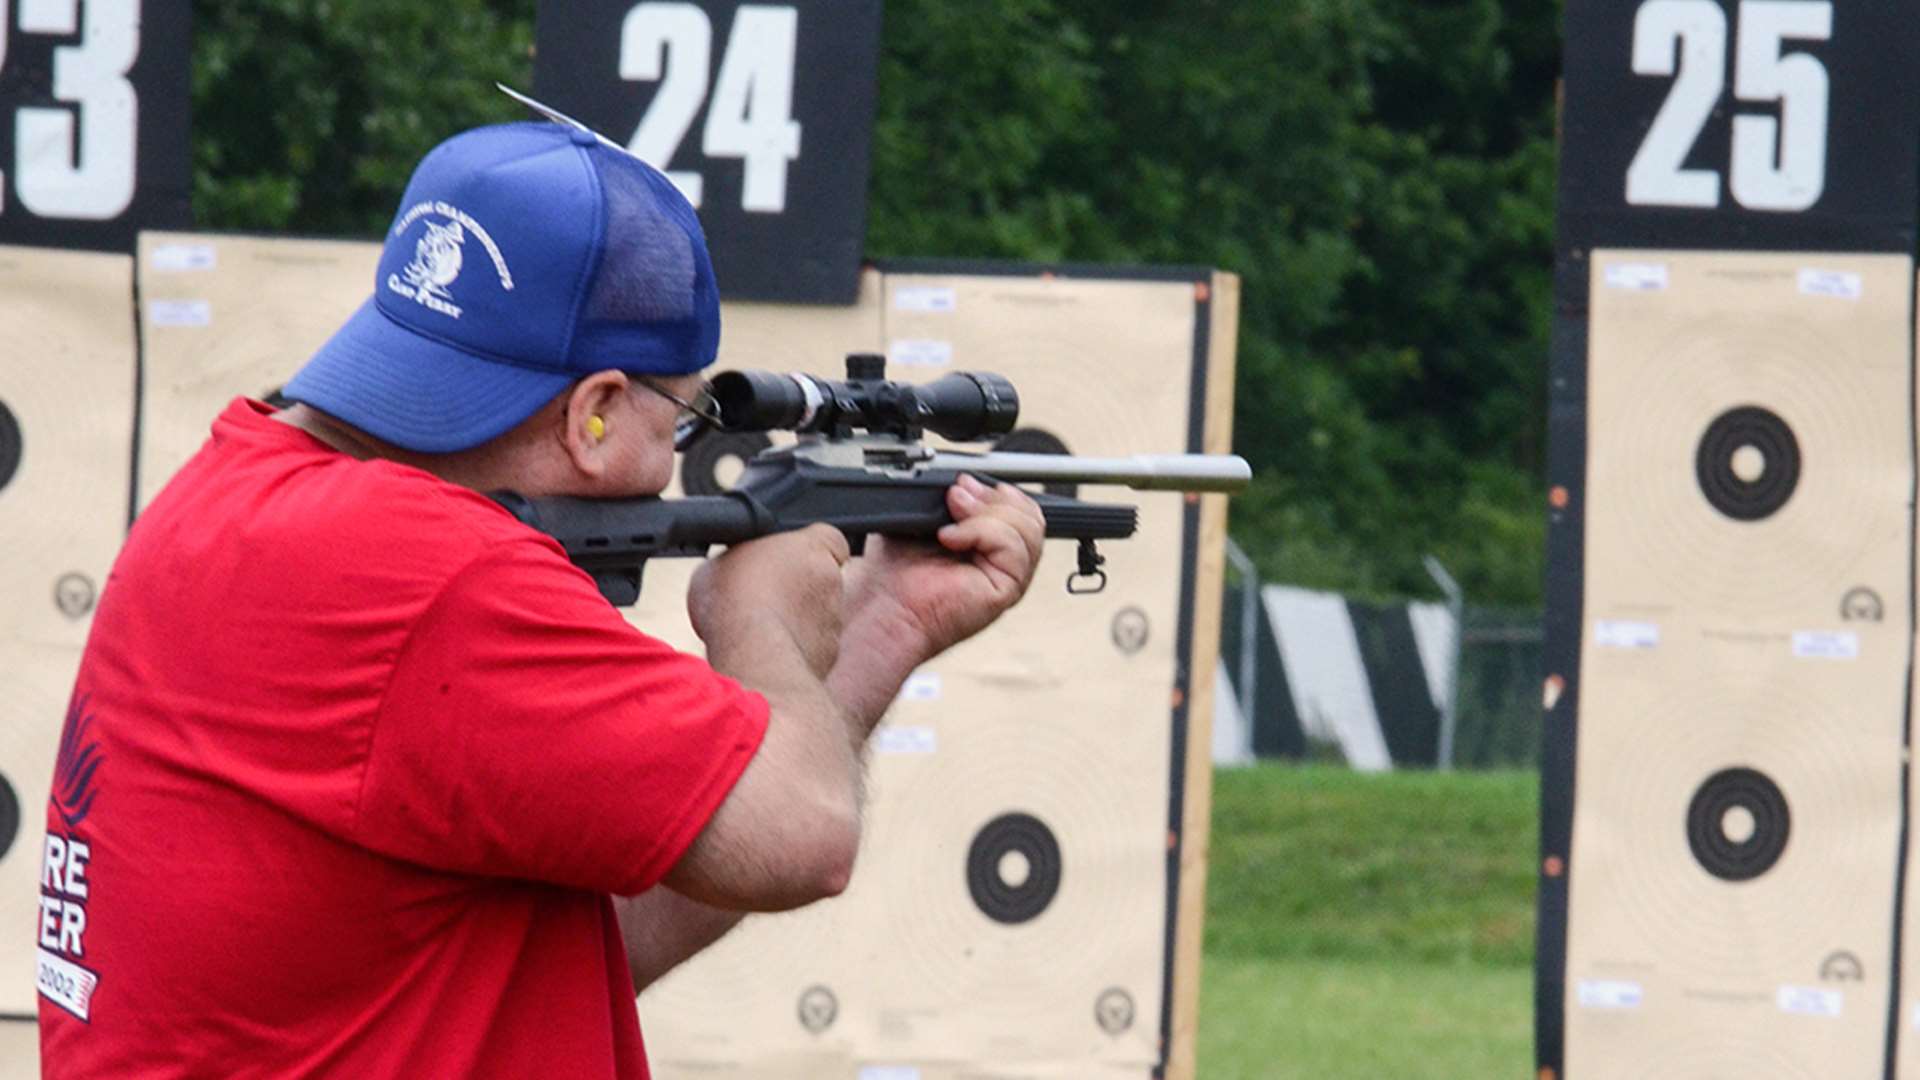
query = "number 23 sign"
xmin=535 ymin=1 xmax=884 ymax=304
xmin=0 ymin=0 xmax=191 ymax=251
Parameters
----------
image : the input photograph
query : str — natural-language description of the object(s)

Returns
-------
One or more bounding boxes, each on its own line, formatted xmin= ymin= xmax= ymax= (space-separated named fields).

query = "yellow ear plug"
xmin=586 ymin=415 xmax=606 ymax=440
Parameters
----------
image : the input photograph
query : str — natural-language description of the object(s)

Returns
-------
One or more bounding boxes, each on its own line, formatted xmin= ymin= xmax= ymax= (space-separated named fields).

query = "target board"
xmin=0 ymin=246 xmax=138 ymax=1020
xmin=637 ymin=266 xmax=1235 ymax=1080
xmin=1560 ymin=251 xmax=1912 ymax=1078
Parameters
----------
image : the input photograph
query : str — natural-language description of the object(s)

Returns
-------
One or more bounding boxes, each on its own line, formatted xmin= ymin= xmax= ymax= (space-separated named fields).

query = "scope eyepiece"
xmin=706 ymin=356 xmax=1019 ymax=441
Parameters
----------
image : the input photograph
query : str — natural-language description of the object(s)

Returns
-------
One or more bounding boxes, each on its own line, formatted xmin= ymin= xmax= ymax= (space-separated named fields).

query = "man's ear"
xmin=561 ymin=370 xmax=631 ymax=478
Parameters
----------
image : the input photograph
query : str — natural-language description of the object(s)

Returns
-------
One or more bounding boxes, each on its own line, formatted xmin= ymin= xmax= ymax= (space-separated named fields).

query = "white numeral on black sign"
xmin=620 ymin=2 xmax=801 ymax=214
xmin=705 ymin=6 xmax=800 ymax=212
xmin=621 ymin=2 xmax=710 ymax=207
xmin=1626 ymin=0 xmax=1832 ymax=211
xmin=3 ymin=0 xmax=142 ymax=220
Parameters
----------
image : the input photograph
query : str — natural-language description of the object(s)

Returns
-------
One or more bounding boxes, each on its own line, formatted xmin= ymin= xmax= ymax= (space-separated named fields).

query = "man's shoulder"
xmin=135 ymin=418 xmax=571 ymax=612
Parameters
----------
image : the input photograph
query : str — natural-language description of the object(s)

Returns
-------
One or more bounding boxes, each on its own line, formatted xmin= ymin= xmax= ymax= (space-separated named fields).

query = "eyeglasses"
xmin=634 ymin=376 xmax=727 ymax=451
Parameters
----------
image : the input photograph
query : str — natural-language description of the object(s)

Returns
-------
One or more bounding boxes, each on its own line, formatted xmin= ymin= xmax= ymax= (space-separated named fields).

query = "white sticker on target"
xmin=1792 ymin=631 xmax=1860 ymax=660
xmin=1603 ymin=263 xmax=1668 ymax=291
xmin=1594 ymin=620 xmax=1659 ymax=650
xmin=1798 ymin=269 xmax=1863 ymax=301
xmin=897 ymin=671 xmax=942 ymax=702
xmin=873 ymin=725 xmax=937 ymax=755
xmin=148 ymin=300 xmax=212 ymax=328
xmin=889 ymin=339 xmax=954 ymax=367
xmin=893 ymin=285 xmax=957 ymax=313
xmin=859 ymin=1068 xmax=921 ymax=1080
xmin=1777 ymin=985 xmax=1843 ymax=1018
xmin=1576 ymin=979 xmax=1643 ymax=1010
xmin=149 ymin=244 xmax=218 ymax=272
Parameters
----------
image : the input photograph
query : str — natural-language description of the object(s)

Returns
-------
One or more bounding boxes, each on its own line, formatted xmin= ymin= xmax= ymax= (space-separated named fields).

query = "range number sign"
xmin=1560 ymin=0 xmax=1918 ymax=251
xmin=0 ymin=0 xmax=190 ymax=251
xmin=535 ymin=0 xmax=884 ymax=303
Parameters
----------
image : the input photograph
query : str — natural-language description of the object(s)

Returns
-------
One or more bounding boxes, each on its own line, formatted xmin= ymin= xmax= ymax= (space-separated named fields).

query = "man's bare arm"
xmin=615 ymin=888 xmax=748 ymax=991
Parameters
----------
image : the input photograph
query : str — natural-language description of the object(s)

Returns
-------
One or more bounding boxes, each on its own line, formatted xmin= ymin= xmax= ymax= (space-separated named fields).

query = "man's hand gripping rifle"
xmin=492 ymin=353 xmax=1251 ymax=606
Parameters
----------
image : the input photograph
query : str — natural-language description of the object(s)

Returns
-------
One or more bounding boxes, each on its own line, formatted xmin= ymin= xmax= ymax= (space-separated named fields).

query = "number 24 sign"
xmin=623 ymin=2 xmax=801 ymax=213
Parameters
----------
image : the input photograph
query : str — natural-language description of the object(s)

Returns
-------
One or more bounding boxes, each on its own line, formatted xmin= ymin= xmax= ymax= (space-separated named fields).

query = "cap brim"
xmin=282 ymin=298 xmax=576 ymax=453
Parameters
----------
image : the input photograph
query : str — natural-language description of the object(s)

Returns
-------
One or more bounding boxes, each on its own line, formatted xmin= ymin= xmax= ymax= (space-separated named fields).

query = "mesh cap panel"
xmin=586 ymin=152 xmax=699 ymax=324
xmin=573 ymin=148 xmax=720 ymax=374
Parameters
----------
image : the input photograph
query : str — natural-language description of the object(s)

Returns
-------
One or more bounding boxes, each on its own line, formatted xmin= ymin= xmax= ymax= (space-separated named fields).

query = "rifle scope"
xmin=706 ymin=354 xmax=1019 ymax=442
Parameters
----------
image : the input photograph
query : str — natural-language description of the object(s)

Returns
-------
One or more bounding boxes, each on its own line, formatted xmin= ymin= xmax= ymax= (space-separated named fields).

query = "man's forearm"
xmin=825 ymin=590 xmax=935 ymax=747
xmin=615 ymin=887 xmax=750 ymax=991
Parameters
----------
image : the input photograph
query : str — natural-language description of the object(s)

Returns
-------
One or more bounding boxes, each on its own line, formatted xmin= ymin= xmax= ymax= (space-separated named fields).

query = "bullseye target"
xmin=966 ymin=812 xmax=1064 ymax=925
xmin=0 ymin=400 xmax=20 ymax=494
xmin=1685 ymin=767 xmax=1791 ymax=882
xmin=1572 ymin=674 xmax=1892 ymax=972
xmin=1564 ymin=639 xmax=1900 ymax=1076
xmin=851 ymin=669 xmax=1167 ymax=1065
xmin=1586 ymin=252 xmax=1913 ymax=619
xmin=1694 ymin=406 xmax=1801 ymax=522
xmin=0 ymin=772 xmax=17 ymax=862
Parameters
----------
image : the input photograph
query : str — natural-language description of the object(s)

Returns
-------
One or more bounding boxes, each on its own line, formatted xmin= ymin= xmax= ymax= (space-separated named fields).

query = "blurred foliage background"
xmin=191 ymin=0 xmax=1560 ymax=607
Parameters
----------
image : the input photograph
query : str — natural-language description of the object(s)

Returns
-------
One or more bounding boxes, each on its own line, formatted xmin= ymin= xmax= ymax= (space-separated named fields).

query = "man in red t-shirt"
xmin=36 ymin=121 xmax=1043 ymax=1076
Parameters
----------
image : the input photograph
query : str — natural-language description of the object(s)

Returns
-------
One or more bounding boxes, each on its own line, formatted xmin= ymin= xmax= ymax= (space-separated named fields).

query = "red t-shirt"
xmin=37 ymin=398 xmax=767 ymax=1077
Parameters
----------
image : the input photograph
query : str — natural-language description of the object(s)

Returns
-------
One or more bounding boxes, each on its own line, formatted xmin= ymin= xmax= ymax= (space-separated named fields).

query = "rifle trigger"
xmin=1066 ymin=538 xmax=1107 ymax=595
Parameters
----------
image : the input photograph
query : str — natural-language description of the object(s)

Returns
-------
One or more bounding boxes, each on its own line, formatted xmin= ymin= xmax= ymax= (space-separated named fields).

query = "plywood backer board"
xmin=1565 ymin=251 xmax=1912 ymax=1078
xmin=1890 ymin=269 xmax=1920 ymax=1080
xmin=1168 ymin=270 xmax=1240 ymax=1080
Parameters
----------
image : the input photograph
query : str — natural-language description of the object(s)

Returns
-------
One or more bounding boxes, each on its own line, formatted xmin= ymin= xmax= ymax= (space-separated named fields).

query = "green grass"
xmin=1198 ymin=764 xmax=1539 ymax=1077
xmin=1198 ymin=956 xmax=1532 ymax=1079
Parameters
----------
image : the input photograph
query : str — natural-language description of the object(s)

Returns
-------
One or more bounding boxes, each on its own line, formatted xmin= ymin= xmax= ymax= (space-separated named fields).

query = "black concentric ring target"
xmin=966 ymin=812 xmax=1062 ymax=924
xmin=1686 ymin=767 xmax=1790 ymax=882
xmin=1694 ymin=406 xmax=1800 ymax=521
xmin=680 ymin=430 xmax=773 ymax=496
xmin=0 ymin=772 xmax=18 ymax=861
xmin=0 ymin=398 xmax=22 ymax=494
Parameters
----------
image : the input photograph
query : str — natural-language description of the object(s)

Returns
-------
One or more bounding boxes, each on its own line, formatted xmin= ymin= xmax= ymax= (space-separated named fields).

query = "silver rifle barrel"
xmin=924 ymin=451 xmax=1252 ymax=493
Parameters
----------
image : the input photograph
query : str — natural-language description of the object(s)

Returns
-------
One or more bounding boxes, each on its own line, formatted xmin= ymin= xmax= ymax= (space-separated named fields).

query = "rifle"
xmin=492 ymin=354 xmax=1251 ymax=606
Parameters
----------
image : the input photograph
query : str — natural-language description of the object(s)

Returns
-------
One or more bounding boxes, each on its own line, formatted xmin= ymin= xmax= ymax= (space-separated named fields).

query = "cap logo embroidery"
xmin=385 ymin=201 xmax=515 ymax=320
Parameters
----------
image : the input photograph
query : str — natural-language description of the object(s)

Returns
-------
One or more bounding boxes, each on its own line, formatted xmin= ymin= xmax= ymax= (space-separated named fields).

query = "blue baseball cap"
xmin=283 ymin=121 xmax=721 ymax=452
